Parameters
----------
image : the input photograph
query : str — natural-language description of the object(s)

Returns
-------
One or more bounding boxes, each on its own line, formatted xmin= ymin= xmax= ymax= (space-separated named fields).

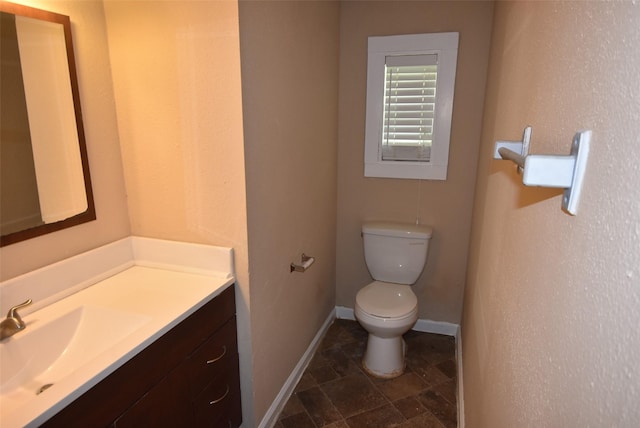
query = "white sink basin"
xmin=0 ymin=305 xmax=149 ymax=408
xmin=0 ymin=264 xmax=233 ymax=427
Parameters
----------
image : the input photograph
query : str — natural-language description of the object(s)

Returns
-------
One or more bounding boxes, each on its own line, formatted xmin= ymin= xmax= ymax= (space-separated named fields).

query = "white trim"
xmin=456 ymin=326 xmax=465 ymax=428
xmin=364 ymin=32 xmax=459 ymax=180
xmin=257 ymin=309 xmax=336 ymax=428
xmin=335 ymin=305 xmax=459 ymax=337
xmin=262 ymin=307 xmax=463 ymax=427
xmin=336 ymin=305 xmax=356 ymax=321
xmin=413 ymin=318 xmax=459 ymax=336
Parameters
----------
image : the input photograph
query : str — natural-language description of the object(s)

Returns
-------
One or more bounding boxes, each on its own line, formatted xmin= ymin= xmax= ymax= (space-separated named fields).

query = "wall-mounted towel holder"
xmin=290 ymin=253 xmax=315 ymax=273
xmin=494 ymin=126 xmax=591 ymax=215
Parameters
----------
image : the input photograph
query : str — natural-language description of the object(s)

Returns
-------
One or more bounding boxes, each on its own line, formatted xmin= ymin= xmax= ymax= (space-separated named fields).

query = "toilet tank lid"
xmin=362 ymin=221 xmax=433 ymax=239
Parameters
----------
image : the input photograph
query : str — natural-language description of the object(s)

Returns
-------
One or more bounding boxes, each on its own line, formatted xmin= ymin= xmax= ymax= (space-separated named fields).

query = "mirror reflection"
xmin=0 ymin=1 xmax=95 ymax=246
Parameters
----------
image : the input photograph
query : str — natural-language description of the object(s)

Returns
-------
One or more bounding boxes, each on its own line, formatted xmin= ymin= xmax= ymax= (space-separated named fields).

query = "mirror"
xmin=0 ymin=1 xmax=95 ymax=246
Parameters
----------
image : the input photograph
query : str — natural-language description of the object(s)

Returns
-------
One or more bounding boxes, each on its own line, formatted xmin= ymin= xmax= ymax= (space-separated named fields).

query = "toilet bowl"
xmin=355 ymin=282 xmax=418 ymax=377
xmin=355 ymin=222 xmax=432 ymax=378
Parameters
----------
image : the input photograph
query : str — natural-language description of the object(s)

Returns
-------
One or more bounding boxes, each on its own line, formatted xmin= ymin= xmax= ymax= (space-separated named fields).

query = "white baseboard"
xmin=259 ymin=306 xmax=463 ymax=428
xmin=335 ymin=305 xmax=356 ymax=321
xmin=335 ymin=305 xmax=459 ymax=337
xmin=257 ymin=308 xmax=336 ymax=428
xmin=456 ymin=326 xmax=465 ymax=428
xmin=414 ymin=318 xmax=459 ymax=337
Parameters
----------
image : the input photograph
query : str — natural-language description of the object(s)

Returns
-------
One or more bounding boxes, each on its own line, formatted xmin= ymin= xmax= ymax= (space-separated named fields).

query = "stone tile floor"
xmin=274 ymin=319 xmax=458 ymax=428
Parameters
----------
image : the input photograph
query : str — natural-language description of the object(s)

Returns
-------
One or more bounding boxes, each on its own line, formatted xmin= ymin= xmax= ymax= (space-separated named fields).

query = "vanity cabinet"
xmin=41 ymin=285 xmax=242 ymax=428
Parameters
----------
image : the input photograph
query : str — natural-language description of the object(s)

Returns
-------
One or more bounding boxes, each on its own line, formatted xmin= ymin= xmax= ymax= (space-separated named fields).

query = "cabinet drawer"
xmin=41 ymin=285 xmax=238 ymax=427
xmin=193 ymin=357 xmax=242 ymax=428
xmin=114 ymin=369 xmax=192 ymax=428
xmin=186 ymin=317 xmax=238 ymax=397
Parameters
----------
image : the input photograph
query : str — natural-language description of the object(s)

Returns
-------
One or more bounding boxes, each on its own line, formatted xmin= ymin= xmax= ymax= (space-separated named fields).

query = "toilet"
xmin=355 ymin=221 xmax=433 ymax=378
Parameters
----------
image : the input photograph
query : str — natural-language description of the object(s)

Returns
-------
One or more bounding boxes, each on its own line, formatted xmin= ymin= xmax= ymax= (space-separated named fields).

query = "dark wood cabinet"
xmin=42 ymin=285 xmax=242 ymax=428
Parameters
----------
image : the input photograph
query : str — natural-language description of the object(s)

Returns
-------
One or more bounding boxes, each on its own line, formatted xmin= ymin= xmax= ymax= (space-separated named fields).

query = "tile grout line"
xmin=276 ymin=320 xmax=457 ymax=428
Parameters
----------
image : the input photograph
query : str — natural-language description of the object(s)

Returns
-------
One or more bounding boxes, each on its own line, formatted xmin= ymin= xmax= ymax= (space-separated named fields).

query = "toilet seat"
xmin=356 ymin=281 xmax=417 ymax=319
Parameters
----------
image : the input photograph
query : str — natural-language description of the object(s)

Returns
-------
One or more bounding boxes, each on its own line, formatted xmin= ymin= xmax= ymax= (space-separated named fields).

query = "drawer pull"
xmin=209 ymin=384 xmax=230 ymax=405
xmin=206 ymin=345 xmax=227 ymax=364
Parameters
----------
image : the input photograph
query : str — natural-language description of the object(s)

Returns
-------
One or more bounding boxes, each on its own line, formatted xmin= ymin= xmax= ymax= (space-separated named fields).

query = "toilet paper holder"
xmin=290 ymin=253 xmax=315 ymax=273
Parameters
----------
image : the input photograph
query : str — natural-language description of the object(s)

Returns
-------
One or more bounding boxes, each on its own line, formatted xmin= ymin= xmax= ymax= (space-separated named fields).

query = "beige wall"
xmin=238 ymin=1 xmax=340 ymax=423
xmin=103 ymin=0 xmax=247 ymax=252
xmin=102 ymin=0 xmax=253 ymax=423
xmin=463 ymin=2 xmax=640 ymax=425
xmin=336 ymin=1 xmax=494 ymax=324
xmin=0 ymin=0 xmax=130 ymax=281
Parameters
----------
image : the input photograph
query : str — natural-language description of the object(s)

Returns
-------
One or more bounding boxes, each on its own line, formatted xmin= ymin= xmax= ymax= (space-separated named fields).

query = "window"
xmin=364 ymin=33 xmax=459 ymax=180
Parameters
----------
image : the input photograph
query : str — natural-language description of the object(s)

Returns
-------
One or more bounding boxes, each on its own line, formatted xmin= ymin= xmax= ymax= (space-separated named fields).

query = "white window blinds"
xmin=381 ymin=54 xmax=438 ymax=162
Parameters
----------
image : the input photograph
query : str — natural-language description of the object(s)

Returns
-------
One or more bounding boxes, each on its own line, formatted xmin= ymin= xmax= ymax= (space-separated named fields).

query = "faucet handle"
xmin=7 ymin=299 xmax=32 ymax=322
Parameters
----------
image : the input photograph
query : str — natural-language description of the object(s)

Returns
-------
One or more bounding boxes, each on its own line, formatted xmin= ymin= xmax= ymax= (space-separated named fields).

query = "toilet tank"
xmin=362 ymin=221 xmax=433 ymax=285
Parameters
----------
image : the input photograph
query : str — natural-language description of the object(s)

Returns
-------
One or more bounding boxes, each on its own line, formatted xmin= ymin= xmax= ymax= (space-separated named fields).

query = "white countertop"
xmin=0 ymin=237 xmax=235 ymax=427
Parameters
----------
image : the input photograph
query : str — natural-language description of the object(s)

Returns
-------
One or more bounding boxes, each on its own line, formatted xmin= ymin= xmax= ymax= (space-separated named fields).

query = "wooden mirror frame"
xmin=0 ymin=1 xmax=95 ymax=246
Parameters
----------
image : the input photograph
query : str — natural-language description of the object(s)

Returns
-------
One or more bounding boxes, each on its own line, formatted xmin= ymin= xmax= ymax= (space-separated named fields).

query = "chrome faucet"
xmin=0 ymin=299 xmax=33 ymax=340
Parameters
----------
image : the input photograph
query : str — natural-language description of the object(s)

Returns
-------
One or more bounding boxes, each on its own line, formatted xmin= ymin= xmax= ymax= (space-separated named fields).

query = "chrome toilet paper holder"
xmin=290 ymin=253 xmax=315 ymax=273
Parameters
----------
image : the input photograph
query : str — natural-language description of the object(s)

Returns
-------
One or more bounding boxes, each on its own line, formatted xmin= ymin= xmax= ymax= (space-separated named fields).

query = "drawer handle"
xmin=209 ymin=384 xmax=230 ymax=405
xmin=206 ymin=345 xmax=227 ymax=364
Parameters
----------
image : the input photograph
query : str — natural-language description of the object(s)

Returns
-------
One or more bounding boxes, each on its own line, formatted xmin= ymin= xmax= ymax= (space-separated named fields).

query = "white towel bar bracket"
xmin=494 ymin=127 xmax=591 ymax=216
